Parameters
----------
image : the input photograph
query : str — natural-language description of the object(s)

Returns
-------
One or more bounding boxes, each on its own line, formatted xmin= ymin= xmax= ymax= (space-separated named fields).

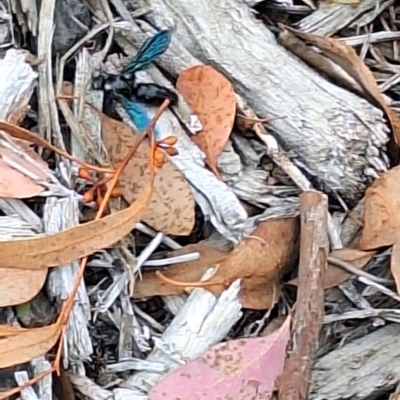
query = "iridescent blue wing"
xmin=123 ymin=30 xmax=171 ymax=75
xmin=119 ymin=95 xmax=161 ymax=138
xmin=119 ymin=95 xmax=150 ymax=132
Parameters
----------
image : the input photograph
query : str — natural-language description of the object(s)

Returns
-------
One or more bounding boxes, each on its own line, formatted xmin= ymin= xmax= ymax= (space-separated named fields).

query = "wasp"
xmin=93 ymin=30 xmax=179 ymax=124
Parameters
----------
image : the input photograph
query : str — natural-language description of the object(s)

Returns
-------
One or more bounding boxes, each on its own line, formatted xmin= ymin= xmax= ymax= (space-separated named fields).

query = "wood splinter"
xmin=278 ymin=190 xmax=329 ymax=400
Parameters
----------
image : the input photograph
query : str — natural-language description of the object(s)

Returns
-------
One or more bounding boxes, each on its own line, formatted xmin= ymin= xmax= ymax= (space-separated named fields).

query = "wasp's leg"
xmin=103 ymin=94 xmax=123 ymax=121
xmin=134 ymin=83 xmax=178 ymax=107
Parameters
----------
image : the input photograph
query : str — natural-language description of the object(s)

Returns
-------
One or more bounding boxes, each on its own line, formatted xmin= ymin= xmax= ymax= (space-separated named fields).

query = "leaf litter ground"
xmin=1 ymin=2 xmax=400 ymax=400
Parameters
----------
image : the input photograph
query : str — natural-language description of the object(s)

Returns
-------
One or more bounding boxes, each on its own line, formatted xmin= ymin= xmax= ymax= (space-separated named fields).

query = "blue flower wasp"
xmin=93 ymin=30 xmax=178 ymax=131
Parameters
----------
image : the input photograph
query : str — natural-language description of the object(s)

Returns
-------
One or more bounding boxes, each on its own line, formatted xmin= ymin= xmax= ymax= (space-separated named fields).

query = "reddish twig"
xmin=278 ymin=190 xmax=328 ymax=400
xmin=0 ymin=99 xmax=170 ymax=399
xmin=56 ymin=99 xmax=170 ymax=368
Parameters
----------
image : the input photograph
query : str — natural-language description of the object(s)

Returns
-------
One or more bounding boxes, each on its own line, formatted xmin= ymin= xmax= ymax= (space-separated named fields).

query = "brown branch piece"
xmin=278 ymin=190 xmax=329 ymax=400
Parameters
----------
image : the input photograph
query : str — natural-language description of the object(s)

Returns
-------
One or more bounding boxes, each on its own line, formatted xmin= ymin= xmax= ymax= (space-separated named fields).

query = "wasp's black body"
xmin=93 ymin=30 xmax=178 ymax=123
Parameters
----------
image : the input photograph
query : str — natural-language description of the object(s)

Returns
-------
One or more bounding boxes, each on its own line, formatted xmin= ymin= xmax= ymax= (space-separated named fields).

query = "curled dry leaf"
xmin=0 ymin=268 xmax=47 ymax=307
xmin=0 ymin=323 xmax=61 ymax=368
xmin=149 ymin=316 xmax=291 ymax=400
xmin=0 ymin=121 xmax=71 ymax=159
xmin=288 ymin=247 xmax=376 ymax=289
xmin=281 ymin=25 xmax=400 ymax=145
xmin=0 ymin=144 xmax=49 ymax=198
xmin=359 ymin=166 xmax=400 ymax=250
xmin=102 ymin=115 xmax=195 ymax=236
xmin=136 ymin=218 xmax=299 ymax=309
xmin=0 ymin=120 xmax=152 ymax=270
xmin=176 ymin=65 xmax=236 ymax=177
xmin=359 ymin=166 xmax=400 ymax=292
xmin=0 ymin=182 xmax=153 ymax=269
xmin=134 ymin=242 xmax=230 ymax=299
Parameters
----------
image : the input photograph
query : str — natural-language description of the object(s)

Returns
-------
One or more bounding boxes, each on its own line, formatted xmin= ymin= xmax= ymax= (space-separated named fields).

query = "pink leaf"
xmin=149 ymin=316 xmax=291 ymax=400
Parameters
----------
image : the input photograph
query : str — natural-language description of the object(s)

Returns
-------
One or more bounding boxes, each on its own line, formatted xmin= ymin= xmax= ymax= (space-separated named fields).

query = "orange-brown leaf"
xmin=281 ymin=25 xmax=400 ymax=145
xmin=0 ymin=145 xmax=49 ymax=198
xmin=0 ymin=121 xmax=68 ymax=157
xmin=0 ymin=182 xmax=153 ymax=269
xmin=288 ymin=247 xmax=376 ymax=289
xmin=357 ymin=166 xmax=400 ymax=293
xmin=0 ymin=268 xmax=47 ymax=306
xmin=208 ymin=218 xmax=299 ymax=309
xmin=0 ymin=323 xmax=61 ymax=368
xmin=135 ymin=219 xmax=299 ymax=309
xmin=133 ymin=242 xmax=230 ymax=299
xmin=359 ymin=165 xmax=400 ymax=250
xmin=102 ymin=115 xmax=195 ymax=236
xmin=391 ymin=239 xmax=400 ymax=294
xmin=176 ymin=65 xmax=236 ymax=176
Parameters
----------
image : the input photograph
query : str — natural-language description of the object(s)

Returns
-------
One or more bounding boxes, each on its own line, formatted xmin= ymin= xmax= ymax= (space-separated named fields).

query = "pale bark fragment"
xmin=125 ymin=0 xmax=390 ymax=203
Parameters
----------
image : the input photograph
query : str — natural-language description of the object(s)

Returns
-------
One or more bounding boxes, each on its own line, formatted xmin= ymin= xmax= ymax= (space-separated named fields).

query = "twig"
xmin=0 ymin=368 xmax=56 ymax=400
xmin=0 ymin=101 xmax=171 ymax=400
xmin=358 ymin=276 xmax=400 ymax=302
xmin=278 ymin=190 xmax=328 ymax=400
xmin=328 ymin=255 xmax=394 ymax=285
xmin=54 ymin=99 xmax=170 ymax=372
xmin=67 ymin=373 xmax=113 ymax=400
xmin=124 ymin=270 xmax=242 ymax=393
xmin=0 ymin=121 xmax=114 ymax=173
xmin=56 ymin=21 xmax=114 ymax=94
xmin=143 ymin=252 xmax=201 ymax=267
xmin=36 ymin=0 xmax=55 ymax=143
xmin=235 ymin=94 xmax=341 ymax=246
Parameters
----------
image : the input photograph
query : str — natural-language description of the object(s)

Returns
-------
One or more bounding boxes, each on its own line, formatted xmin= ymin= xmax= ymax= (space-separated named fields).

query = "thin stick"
xmin=0 ymin=100 xmax=170 ymax=396
xmin=0 ymin=367 xmax=56 ymax=400
xmin=0 ymin=121 xmax=114 ymax=174
xmin=278 ymin=190 xmax=329 ymax=400
xmin=54 ymin=99 xmax=170 ymax=372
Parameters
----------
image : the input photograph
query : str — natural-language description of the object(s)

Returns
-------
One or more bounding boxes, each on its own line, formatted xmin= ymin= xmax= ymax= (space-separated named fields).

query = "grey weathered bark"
xmin=310 ymin=324 xmax=400 ymax=400
xmin=297 ymin=0 xmax=394 ymax=37
xmin=124 ymin=0 xmax=391 ymax=203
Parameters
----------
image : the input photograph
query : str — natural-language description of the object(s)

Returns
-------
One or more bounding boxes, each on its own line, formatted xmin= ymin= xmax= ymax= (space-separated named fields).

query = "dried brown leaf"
xmin=391 ymin=240 xmax=400 ymax=292
xmin=288 ymin=247 xmax=375 ymax=289
xmin=0 ymin=323 xmax=61 ymax=368
xmin=176 ymin=65 xmax=236 ymax=177
xmin=134 ymin=242 xmax=230 ymax=299
xmin=136 ymin=219 xmax=299 ymax=309
xmin=0 ymin=182 xmax=153 ymax=269
xmin=0 ymin=120 xmax=153 ymax=269
xmin=358 ymin=166 xmax=400 ymax=292
xmin=0 ymin=121 xmax=68 ymax=156
xmin=281 ymin=25 xmax=400 ymax=145
xmin=0 ymin=268 xmax=47 ymax=306
xmin=0 ymin=145 xmax=49 ymax=198
xmin=206 ymin=219 xmax=298 ymax=309
xmin=13 ymin=138 xmax=49 ymax=170
xmin=102 ymin=115 xmax=195 ymax=236
xmin=325 ymin=248 xmax=376 ymax=288
xmin=359 ymin=165 xmax=400 ymax=250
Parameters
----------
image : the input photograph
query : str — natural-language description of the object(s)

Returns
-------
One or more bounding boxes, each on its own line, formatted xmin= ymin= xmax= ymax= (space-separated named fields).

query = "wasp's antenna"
xmin=123 ymin=30 xmax=172 ymax=76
